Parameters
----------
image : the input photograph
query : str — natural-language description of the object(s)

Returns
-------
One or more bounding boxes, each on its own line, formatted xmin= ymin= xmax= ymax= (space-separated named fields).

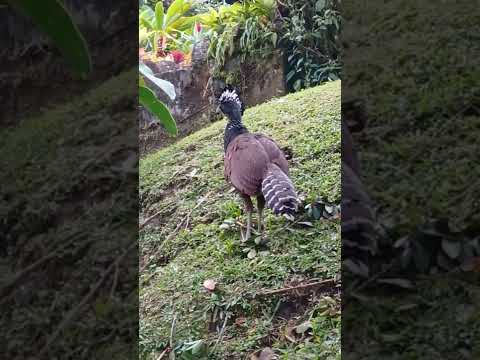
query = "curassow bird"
xmin=218 ymin=88 xmax=300 ymax=241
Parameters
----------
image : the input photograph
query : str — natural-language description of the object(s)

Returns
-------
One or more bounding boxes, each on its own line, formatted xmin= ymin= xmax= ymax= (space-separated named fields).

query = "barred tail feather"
xmin=261 ymin=164 xmax=299 ymax=218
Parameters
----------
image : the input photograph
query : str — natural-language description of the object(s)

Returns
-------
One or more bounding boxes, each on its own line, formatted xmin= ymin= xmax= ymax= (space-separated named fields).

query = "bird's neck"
xmin=224 ymin=114 xmax=248 ymax=151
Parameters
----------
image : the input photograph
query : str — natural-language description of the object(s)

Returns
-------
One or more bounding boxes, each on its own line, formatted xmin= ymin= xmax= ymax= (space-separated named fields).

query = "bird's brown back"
xmin=224 ymin=133 xmax=288 ymax=196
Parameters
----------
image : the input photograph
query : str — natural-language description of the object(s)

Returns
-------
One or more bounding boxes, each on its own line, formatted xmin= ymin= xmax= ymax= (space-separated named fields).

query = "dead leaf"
xmin=284 ymin=324 xmax=297 ymax=343
xmin=203 ymin=279 xmax=217 ymax=291
xmin=295 ymin=321 xmax=312 ymax=334
xmin=247 ymin=249 xmax=257 ymax=259
xmin=188 ymin=168 xmax=198 ymax=178
xmin=235 ymin=317 xmax=246 ymax=327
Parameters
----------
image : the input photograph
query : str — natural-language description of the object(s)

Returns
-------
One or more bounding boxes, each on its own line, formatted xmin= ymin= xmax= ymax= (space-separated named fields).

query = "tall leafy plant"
xmin=139 ymin=0 xmax=197 ymax=55
xmin=198 ymin=0 xmax=278 ymax=74
xmin=2 ymin=0 xmax=91 ymax=76
xmin=281 ymin=0 xmax=341 ymax=91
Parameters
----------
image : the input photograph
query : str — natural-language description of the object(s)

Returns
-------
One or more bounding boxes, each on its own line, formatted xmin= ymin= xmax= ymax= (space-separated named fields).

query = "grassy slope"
xmin=343 ymin=2 xmax=480 ymax=358
xmin=0 ymin=71 xmax=138 ymax=358
xmin=139 ymin=81 xmax=341 ymax=359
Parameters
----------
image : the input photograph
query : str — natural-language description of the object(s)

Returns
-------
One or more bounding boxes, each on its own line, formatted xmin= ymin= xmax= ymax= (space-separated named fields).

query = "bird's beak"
xmin=215 ymin=105 xmax=221 ymax=114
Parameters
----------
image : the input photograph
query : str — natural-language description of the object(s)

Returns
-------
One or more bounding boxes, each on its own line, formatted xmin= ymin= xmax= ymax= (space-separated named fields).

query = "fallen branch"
xmin=140 ymin=200 xmax=176 ymax=231
xmin=139 ymin=218 xmax=185 ymax=273
xmin=185 ymin=191 xmax=214 ymax=230
xmin=267 ymin=218 xmax=302 ymax=237
xmin=140 ymin=192 xmax=214 ymax=272
xmin=169 ymin=302 xmax=177 ymax=360
xmin=258 ymin=278 xmax=336 ymax=296
xmin=0 ymin=234 xmax=86 ymax=302
xmin=156 ymin=348 xmax=169 ymax=360
xmin=39 ymin=242 xmax=135 ymax=357
xmin=211 ymin=312 xmax=230 ymax=356
xmin=140 ymin=208 xmax=167 ymax=231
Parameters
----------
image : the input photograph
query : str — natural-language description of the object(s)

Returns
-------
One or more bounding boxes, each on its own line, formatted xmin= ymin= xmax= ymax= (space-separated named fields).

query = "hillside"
xmin=0 ymin=70 xmax=138 ymax=358
xmin=139 ymin=81 xmax=341 ymax=359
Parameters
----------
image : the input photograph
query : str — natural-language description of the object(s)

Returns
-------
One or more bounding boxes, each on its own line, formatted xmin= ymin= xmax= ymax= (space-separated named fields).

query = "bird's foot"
xmin=240 ymin=228 xmax=251 ymax=242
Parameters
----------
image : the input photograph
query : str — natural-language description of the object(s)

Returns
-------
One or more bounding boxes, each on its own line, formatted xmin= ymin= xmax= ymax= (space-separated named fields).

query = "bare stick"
xmin=38 ymin=242 xmax=134 ymax=357
xmin=211 ymin=312 xmax=230 ymax=356
xmin=140 ymin=192 xmax=213 ymax=272
xmin=139 ymin=218 xmax=185 ymax=273
xmin=156 ymin=348 xmax=169 ymax=360
xmin=140 ymin=208 xmax=167 ymax=230
xmin=185 ymin=191 xmax=214 ymax=230
xmin=169 ymin=303 xmax=177 ymax=360
xmin=259 ymin=278 xmax=336 ymax=296
xmin=0 ymin=235 xmax=85 ymax=301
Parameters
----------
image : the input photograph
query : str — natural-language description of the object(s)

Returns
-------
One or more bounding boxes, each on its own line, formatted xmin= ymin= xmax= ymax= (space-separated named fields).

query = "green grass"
xmin=139 ymin=81 xmax=341 ymax=359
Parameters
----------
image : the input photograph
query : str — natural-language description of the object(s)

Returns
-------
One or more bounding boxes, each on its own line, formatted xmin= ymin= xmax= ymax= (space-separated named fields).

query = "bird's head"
xmin=218 ymin=86 xmax=245 ymax=121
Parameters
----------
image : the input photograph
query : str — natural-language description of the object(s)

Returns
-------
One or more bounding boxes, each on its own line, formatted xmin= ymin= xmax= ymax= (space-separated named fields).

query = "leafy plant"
xmin=139 ymin=63 xmax=178 ymax=135
xmin=3 ymin=0 xmax=91 ymax=76
xmin=139 ymin=0 xmax=198 ymax=55
xmin=198 ymin=0 xmax=278 ymax=75
xmin=281 ymin=0 xmax=341 ymax=91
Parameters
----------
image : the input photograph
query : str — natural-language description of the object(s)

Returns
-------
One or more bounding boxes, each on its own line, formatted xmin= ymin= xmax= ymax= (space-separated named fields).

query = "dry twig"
xmin=258 ymin=278 xmax=336 ymax=296
xmin=211 ymin=312 xmax=230 ymax=356
xmin=169 ymin=302 xmax=177 ymax=360
xmin=38 ymin=242 xmax=135 ymax=357
xmin=0 ymin=235 xmax=85 ymax=302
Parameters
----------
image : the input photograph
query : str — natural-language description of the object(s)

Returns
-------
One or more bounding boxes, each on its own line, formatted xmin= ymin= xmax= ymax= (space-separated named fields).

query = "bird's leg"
xmin=257 ymin=195 xmax=265 ymax=236
xmin=240 ymin=195 xmax=254 ymax=241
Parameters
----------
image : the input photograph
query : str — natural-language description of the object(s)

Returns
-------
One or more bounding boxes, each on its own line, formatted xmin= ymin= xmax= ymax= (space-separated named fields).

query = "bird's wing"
xmin=224 ymin=134 xmax=270 ymax=196
xmin=254 ymin=134 xmax=289 ymax=175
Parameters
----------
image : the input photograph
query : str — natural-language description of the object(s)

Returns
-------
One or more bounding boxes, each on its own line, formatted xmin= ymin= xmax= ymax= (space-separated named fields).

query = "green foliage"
xmin=281 ymin=0 xmax=341 ymax=91
xmin=139 ymin=63 xmax=178 ymax=136
xmin=190 ymin=0 xmax=225 ymax=14
xmin=6 ymin=0 xmax=91 ymax=76
xmin=139 ymin=0 xmax=197 ymax=53
xmin=198 ymin=1 xmax=278 ymax=75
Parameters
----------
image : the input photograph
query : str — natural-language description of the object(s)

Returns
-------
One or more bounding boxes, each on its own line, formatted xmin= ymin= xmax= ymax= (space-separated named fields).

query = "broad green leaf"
xmin=166 ymin=0 xmax=191 ymax=26
xmin=139 ymin=86 xmax=177 ymax=136
xmin=139 ymin=6 xmax=155 ymax=30
xmin=9 ymin=0 xmax=91 ymax=76
xmin=170 ymin=15 xmax=198 ymax=33
xmin=139 ymin=63 xmax=176 ymax=100
xmin=154 ymin=2 xmax=164 ymax=30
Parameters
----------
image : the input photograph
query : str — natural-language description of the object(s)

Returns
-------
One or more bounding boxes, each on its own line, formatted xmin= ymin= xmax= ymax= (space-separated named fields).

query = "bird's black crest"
xmin=219 ymin=86 xmax=245 ymax=115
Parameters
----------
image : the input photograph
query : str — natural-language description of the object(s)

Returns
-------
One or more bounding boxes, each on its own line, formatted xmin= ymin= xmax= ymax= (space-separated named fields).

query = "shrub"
xmin=139 ymin=0 xmax=197 ymax=55
xmin=198 ymin=0 xmax=278 ymax=76
xmin=281 ymin=0 xmax=341 ymax=91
